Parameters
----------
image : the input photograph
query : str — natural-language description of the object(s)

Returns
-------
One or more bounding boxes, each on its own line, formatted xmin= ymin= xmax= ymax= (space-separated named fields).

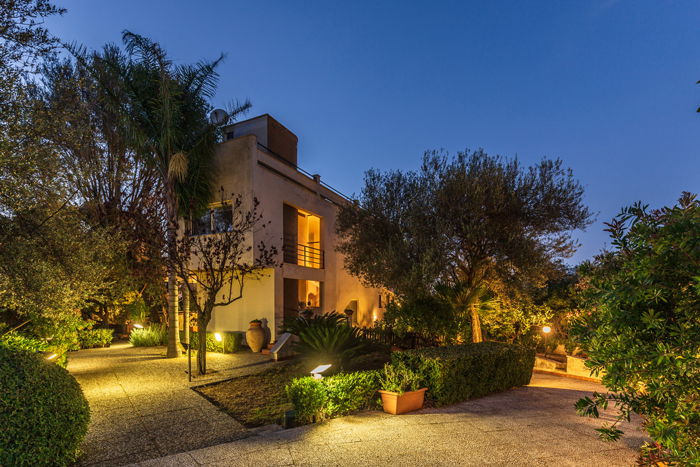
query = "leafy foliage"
xmin=187 ymin=331 xmax=243 ymax=353
xmin=129 ymin=324 xmax=167 ymax=347
xmin=392 ymin=342 xmax=535 ymax=406
xmin=287 ymin=312 xmax=375 ymax=370
xmin=337 ymin=150 xmax=591 ymax=343
xmin=379 ymin=361 xmax=422 ymax=394
xmin=286 ymin=370 xmax=381 ymax=425
xmin=572 ymin=193 xmax=700 ymax=465
xmin=0 ymin=345 xmax=90 ymax=466
xmin=0 ymin=331 xmax=47 ymax=353
xmin=77 ymin=328 xmax=113 ymax=349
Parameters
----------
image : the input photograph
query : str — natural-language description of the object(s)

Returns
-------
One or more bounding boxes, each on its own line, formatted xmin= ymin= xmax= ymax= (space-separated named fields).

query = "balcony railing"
xmin=283 ymin=239 xmax=324 ymax=269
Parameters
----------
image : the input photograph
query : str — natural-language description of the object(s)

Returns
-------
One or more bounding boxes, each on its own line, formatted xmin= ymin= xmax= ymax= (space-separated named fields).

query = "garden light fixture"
xmin=133 ymin=323 xmax=143 ymax=329
xmin=214 ymin=332 xmax=223 ymax=342
xmin=310 ymin=364 xmax=332 ymax=379
xmin=542 ymin=326 xmax=552 ymax=358
xmin=46 ymin=353 xmax=58 ymax=361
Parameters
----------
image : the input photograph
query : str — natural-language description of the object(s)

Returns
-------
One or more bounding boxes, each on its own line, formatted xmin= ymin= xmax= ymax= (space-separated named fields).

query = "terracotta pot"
xmin=246 ymin=322 xmax=265 ymax=352
xmin=379 ymin=388 xmax=427 ymax=415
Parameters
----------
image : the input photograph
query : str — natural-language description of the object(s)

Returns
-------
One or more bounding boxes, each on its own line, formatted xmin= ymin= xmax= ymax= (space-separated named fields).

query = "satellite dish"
xmin=209 ymin=109 xmax=228 ymax=125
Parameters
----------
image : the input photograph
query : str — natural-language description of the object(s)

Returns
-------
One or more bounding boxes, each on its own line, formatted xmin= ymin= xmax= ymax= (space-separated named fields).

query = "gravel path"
xmin=131 ymin=373 xmax=647 ymax=467
xmin=67 ymin=342 xmax=275 ymax=467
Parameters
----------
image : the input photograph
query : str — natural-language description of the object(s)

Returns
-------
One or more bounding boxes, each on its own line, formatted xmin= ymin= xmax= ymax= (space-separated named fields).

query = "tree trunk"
xmin=182 ymin=283 xmax=190 ymax=346
xmin=197 ymin=326 xmax=207 ymax=375
xmin=470 ymin=304 xmax=483 ymax=343
xmin=165 ymin=196 xmax=182 ymax=358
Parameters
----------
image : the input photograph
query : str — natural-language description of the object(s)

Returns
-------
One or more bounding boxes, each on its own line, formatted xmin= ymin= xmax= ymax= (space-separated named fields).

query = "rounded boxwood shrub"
xmin=0 ymin=345 xmax=90 ymax=466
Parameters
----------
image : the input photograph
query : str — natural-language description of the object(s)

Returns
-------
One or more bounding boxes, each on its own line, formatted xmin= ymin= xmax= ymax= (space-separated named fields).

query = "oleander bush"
xmin=129 ymin=324 xmax=167 ymax=346
xmin=286 ymin=369 xmax=381 ymax=424
xmin=572 ymin=194 xmax=700 ymax=465
xmin=0 ymin=345 xmax=90 ymax=466
xmin=392 ymin=342 xmax=535 ymax=406
xmin=77 ymin=328 xmax=113 ymax=349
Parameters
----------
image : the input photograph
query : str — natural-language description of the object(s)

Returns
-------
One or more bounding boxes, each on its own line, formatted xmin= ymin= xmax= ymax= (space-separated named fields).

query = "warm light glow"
xmin=133 ymin=323 xmax=143 ymax=329
xmin=542 ymin=326 xmax=552 ymax=334
xmin=46 ymin=353 xmax=58 ymax=361
xmin=214 ymin=332 xmax=223 ymax=342
xmin=372 ymin=311 xmax=378 ymax=322
xmin=310 ymin=364 xmax=332 ymax=379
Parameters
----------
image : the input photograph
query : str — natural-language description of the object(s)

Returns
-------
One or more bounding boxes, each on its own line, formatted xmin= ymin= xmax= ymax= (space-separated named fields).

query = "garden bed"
xmin=195 ymin=362 xmax=305 ymax=427
xmin=194 ymin=351 xmax=391 ymax=427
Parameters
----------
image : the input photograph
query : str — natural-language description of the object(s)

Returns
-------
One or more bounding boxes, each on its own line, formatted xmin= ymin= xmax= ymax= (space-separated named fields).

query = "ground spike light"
xmin=310 ymin=364 xmax=332 ymax=379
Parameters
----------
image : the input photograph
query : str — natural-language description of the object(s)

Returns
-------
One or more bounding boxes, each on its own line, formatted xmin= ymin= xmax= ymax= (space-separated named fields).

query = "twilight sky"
xmin=47 ymin=1 xmax=700 ymax=264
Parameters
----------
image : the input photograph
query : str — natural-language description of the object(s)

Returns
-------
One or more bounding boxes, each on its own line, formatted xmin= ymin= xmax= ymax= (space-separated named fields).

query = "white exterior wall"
xmin=203 ymin=126 xmax=383 ymax=343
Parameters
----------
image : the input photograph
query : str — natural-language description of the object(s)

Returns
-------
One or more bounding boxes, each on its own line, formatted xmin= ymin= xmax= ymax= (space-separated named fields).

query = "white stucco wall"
xmin=199 ymin=117 xmax=384 ymax=342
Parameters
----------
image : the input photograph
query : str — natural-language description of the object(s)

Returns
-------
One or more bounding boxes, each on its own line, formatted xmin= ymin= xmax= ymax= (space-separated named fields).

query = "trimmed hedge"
xmin=391 ymin=342 xmax=535 ymax=406
xmin=286 ymin=370 xmax=381 ymax=424
xmin=0 ymin=345 xmax=90 ymax=466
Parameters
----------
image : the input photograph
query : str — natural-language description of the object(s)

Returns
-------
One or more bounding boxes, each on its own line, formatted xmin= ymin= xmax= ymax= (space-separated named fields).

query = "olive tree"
xmin=338 ymin=149 xmax=592 ymax=342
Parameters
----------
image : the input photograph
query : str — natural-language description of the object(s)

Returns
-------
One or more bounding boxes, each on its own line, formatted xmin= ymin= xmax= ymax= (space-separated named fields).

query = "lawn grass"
xmin=195 ymin=350 xmax=391 ymax=427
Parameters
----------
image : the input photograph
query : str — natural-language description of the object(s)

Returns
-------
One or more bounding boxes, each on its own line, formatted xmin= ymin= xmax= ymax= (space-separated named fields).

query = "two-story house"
xmin=191 ymin=114 xmax=384 ymax=344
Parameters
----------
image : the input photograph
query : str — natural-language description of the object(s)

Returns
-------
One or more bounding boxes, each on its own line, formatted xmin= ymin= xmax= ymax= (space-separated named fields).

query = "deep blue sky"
xmin=47 ymin=1 xmax=700 ymax=264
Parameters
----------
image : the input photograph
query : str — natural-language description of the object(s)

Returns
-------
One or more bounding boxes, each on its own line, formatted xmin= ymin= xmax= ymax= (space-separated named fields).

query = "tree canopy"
xmin=338 ymin=149 xmax=592 ymax=342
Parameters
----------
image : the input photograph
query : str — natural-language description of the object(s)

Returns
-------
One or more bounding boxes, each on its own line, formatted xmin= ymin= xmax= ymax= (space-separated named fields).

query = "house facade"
xmin=192 ymin=114 xmax=384 ymax=343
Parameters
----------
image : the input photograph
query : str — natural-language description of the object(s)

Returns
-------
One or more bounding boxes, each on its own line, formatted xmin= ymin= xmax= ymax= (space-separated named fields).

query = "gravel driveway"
xmin=67 ymin=342 xmax=275 ymax=466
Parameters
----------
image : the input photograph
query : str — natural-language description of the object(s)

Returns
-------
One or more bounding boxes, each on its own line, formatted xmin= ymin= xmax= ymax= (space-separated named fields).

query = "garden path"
xmin=67 ymin=342 xmax=276 ymax=467
xmin=129 ymin=372 xmax=648 ymax=467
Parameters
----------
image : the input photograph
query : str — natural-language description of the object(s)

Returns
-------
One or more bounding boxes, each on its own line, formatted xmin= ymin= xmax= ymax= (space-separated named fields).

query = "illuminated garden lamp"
xmin=214 ymin=332 xmax=223 ymax=342
xmin=46 ymin=353 xmax=58 ymax=361
xmin=133 ymin=323 xmax=144 ymax=329
xmin=310 ymin=364 xmax=332 ymax=380
xmin=542 ymin=326 xmax=552 ymax=358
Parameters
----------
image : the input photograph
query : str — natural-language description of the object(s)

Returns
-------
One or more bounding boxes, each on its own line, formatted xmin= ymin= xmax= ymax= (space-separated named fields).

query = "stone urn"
xmin=246 ymin=320 xmax=265 ymax=352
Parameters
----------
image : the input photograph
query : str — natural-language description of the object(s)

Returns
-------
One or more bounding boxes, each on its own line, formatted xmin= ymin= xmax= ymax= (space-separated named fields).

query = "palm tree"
xmin=81 ymin=32 xmax=249 ymax=357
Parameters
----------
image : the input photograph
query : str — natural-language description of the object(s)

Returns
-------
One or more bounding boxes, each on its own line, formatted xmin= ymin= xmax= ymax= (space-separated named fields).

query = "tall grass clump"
xmin=129 ymin=324 xmax=167 ymax=347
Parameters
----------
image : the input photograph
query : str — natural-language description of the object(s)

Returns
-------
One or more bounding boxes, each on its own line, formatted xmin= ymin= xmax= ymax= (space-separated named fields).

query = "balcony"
xmin=283 ymin=236 xmax=324 ymax=269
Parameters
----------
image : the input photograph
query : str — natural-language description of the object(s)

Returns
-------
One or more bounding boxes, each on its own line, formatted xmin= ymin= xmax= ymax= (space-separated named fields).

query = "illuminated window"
xmin=299 ymin=280 xmax=321 ymax=308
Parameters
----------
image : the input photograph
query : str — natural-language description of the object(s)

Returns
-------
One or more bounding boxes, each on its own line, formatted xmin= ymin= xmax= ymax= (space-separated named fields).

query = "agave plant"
xmin=289 ymin=312 xmax=371 ymax=370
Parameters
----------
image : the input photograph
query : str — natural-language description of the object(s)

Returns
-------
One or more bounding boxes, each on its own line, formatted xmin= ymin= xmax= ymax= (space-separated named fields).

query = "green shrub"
xmin=187 ymin=331 xmax=243 ymax=353
xmin=0 ymin=345 xmax=90 ymax=466
xmin=129 ymin=324 xmax=167 ymax=347
xmin=287 ymin=312 xmax=375 ymax=369
xmin=286 ymin=370 xmax=381 ymax=424
xmin=78 ymin=328 xmax=113 ymax=349
xmin=572 ymin=194 xmax=700 ymax=465
xmin=0 ymin=332 xmax=48 ymax=353
xmin=392 ymin=342 xmax=535 ymax=406
xmin=379 ymin=360 xmax=421 ymax=394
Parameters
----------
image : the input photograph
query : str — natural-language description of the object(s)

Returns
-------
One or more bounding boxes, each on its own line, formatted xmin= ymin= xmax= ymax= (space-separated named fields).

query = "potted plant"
xmin=378 ymin=362 xmax=427 ymax=415
xmin=246 ymin=319 xmax=265 ymax=352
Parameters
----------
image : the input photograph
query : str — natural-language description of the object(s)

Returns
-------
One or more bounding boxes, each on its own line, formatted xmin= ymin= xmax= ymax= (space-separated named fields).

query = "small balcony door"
xmin=283 ymin=204 xmax=323 ymax=268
